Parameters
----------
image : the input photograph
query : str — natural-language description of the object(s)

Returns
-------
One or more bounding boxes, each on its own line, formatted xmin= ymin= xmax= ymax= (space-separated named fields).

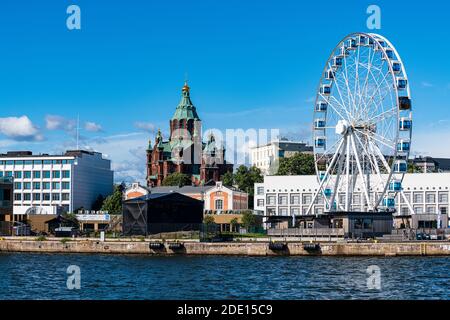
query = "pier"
xmin=1 ymin=237 xmax=450 ymax=256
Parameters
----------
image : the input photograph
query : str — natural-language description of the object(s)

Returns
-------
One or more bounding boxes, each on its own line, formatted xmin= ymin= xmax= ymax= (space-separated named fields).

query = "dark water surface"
xmin=0 ymin=253 xmax=448 ymax=299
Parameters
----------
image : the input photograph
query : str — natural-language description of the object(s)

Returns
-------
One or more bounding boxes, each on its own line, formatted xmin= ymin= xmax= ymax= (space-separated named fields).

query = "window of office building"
xmin=43 ymin=160 xmax=52 ymax=165
xmin=52 ymin=182 xmax=60 ymax=189
xmin=23 ymin=182 xmax=31 ymax=190
xmin=42 ymin=193 xmax=50 ymax=201
xmin=267 ymin=208 xmax=276 ymax=216
xmin=438 ymin=192 xmax=448 ymax=203
xmin=403 ymin=192 xmax=411 ymax=203
xmin=353 ymin=194 xmax=361 ymax=205
xmin=52 ymin=193 xmax=60 ymax=201
xmin=266 ymin=194 xmax=276 ymax=205
xmin=290 ymin=194 xmax=300 ymax=205
xmin=426 ymin=206 xmax=436 ymax=214
xmin=62 ymin=182 xmax=70 ymax=190
xmin=23 ymin=193 xmax=31 ymax=201
xmin=257 ymin=199 xmax=264 ymax=207
xmin=339 ymin=194 xmax=345 ymax=205
xmin=33 ymin=193 xmax=40 ymax=201
xmin=24 ymin=171 xmax=31 ymax=179
xmin=52 ymin=171 xmax=60 ymax=179
xmin=33 ymin=171 xmax=41 ymax=179
xmin=278 ymin=194 xmax=288 ymax=205
xmin=302 ymin=194 xmax=312 ymax=205
xmin=414 ymin=206 xmax=423 ymax=214
xmin=401 ymin=207 xmax=409 ymax=215
xmin=24 ymin=160 xmax=32 ymax=165
xmin=62 ymin=193 xmax=70 ymax=201
xmin=439 ymin=206 xmax=448 ymax=215
xmin=256 ymin=187 xmax=264 ymax=195
xmin=43 ymin=171 xmax=50 ymax=179
xmin=14 ymin=193 xmax=21 ymax=201
xmin=279 ymin=207 xmax=288 ymax=215
xmin=43 ymin=182 xmax=50 ymax=190
xmin=413 ymin=192 xmax=423 ymax=203
xmin=15 ymin=160 xmax=23 ymax=165
xmin=5 ymin=171 xmax=12 ymax=177
xmin=33 ymin=182 xmax=40 ymax=189
xmin=425 ymin=192 xmax=436 ymax=204
xmin=5 ymin=160 xmax=13 ymax=165
xmin=14 ymin=171 xmax=22 ymax=179
xmin=314 ymin=207 xmax=324 ymax=215
xmin=14 ymin=182 xmax=21 ymax=189
xmin=291 ymin=207 xmax=300 ymax=215
xmin=62 ymin=170 xmax=70 ymax=179
xmin=33 ymin=160 xmax=42 ymax=165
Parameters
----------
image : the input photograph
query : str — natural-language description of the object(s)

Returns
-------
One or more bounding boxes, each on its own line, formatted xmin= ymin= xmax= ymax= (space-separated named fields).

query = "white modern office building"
xmin=254 ymin=173 xmax=450 ymax=227
xmin=250 ymin=139 xmax=313 ymax=175
xmin=0 ymin=150 xmax=113 ymax=217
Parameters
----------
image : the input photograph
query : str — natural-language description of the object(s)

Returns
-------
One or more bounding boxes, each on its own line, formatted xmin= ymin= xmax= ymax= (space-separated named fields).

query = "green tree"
xmin=230 ymin=217 xmax=239 ymax=232
xmin=162 ymin=172 xmax=191 ymax=186
xmin=233 ymin=165 xmax=263 ymax=209
xmin=241 ymin=211 xmax=258 ymax=231
xmin=203 ymin=215 xmax=215 ymax=225
xmin=101 ymin=184 xmax=123 ymax=215
xmin=221 ymin=171 xmax=234 ymax=187
xmin=91 ymin=194 xmax=105 ymax=211
xmin=276 ymin=153 xmax=315 ymax=175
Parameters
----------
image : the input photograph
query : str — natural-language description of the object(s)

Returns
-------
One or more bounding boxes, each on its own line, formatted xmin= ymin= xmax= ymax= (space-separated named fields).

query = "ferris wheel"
xmin=309 ymin=33 xmax=412 ymax=213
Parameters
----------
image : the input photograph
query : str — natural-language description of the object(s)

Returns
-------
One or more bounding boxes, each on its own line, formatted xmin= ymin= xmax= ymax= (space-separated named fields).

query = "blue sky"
xmin=0 ymin=0 xmax=449 ymax=182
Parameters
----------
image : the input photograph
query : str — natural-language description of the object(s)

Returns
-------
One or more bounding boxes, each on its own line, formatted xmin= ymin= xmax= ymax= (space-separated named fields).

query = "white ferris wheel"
xmin=308 ymin=33 xmax=413 ymax=214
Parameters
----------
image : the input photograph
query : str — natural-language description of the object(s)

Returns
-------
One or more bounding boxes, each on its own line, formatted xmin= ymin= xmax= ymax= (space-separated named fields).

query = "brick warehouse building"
xmin=146 ymin=82 xmax=233 ymax=186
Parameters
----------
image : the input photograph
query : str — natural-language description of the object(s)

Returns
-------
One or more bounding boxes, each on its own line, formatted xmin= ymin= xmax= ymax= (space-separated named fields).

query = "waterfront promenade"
xmin=1 ymin=237 xmax=450 ymax=256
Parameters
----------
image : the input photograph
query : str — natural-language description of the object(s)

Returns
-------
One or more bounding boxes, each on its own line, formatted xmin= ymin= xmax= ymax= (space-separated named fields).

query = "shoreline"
xmin=1 ymin=238 xmax=450 ymax=256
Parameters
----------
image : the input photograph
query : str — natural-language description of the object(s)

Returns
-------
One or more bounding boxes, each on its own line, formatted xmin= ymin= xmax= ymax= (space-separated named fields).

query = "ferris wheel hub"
xmin=335 ymin=120 xmax=349 ymax=135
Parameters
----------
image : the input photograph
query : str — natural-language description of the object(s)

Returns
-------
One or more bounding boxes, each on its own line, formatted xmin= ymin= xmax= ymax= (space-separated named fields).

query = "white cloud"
xmin=134 ymin=121 xmax=156 ymax=132
xmin=421 ymin=81 xmax=434 ymax=88
xmin=0 ymin=116 xmax=43 ymax=141
xmin=84 ymin=121 xmax=102 ymax=132
xmin=45 ymin=115 xmax=76 ymax=131
xmin=413 ymin=129 xmax=450 ymax=157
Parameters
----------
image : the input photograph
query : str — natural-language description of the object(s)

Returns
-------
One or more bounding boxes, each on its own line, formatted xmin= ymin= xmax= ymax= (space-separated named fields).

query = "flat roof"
xmin=0 ymin=149 xmax=103 ymax=159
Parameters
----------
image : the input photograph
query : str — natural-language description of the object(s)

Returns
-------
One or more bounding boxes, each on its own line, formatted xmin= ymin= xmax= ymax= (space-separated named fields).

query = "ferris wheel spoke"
xmin=366 ymin=106 xmax=397 ymax=124
xmin=315 ymin=135 xmax=345 ymax=163
xmin=354 ymin=128 xmax=395 ymax=151
xmin=323 ymin=94 xmax=349 ymax=121
xmin=349 ymin=134 xmax=372 ymax=209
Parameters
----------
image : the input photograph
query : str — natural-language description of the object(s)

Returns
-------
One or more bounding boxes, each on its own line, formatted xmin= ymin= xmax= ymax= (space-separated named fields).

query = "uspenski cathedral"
xmin=146 ymin=82 xmax=233 ymax=187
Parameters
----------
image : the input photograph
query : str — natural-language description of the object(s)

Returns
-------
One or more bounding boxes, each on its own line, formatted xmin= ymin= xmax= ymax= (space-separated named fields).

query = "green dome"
xmin=171 ymin=82 xmax=201 ymax=121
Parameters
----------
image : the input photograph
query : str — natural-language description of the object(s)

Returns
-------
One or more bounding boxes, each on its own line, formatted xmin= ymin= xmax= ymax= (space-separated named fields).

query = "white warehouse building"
xmin=254 ymin=173 xmax=450 ymax=228
xmin=0 ymin=150 xmax=113 ymax=218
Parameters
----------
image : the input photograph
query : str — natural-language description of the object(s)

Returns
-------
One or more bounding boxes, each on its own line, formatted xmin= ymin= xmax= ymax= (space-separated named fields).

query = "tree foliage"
xmin=241 ymin=211 xmax=258 ymax=230
xmin=162 ymin=172 xmax=191 ymax=187
xmin=276 ymin=153 xmax=315 ymax=175
xmin=203 ymin=215 xmax=216 ymax=225
xmin=91 ymin=194 xmax=105 ymax=211
xmin=221 ymin=171 xmax=234 ymax=187
xmin=101 ymin=184 xmax=124 ymax=215
xmin=233 ymin=165 xmax=263 ymax=209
